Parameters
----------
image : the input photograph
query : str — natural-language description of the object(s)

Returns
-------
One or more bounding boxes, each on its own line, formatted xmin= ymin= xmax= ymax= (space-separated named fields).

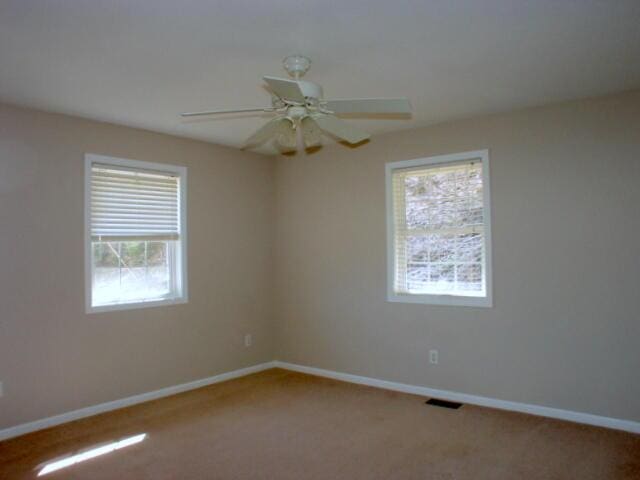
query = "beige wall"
xmin=2 ymin=90 xmax=639 ymax=431
xmin=275 ymin=90 xmax=640 ymax=422
xmin=0 ymin=103 xmax=276 ymax=429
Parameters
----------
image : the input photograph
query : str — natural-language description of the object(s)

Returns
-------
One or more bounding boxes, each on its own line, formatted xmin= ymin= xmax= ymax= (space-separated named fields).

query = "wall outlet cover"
xmin=429 ymin=349 xmax=439 ymax=364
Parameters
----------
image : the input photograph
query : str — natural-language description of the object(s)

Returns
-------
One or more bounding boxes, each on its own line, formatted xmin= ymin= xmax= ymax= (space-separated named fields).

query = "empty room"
xmin=1 ymin=1 xmax=639 ymax=479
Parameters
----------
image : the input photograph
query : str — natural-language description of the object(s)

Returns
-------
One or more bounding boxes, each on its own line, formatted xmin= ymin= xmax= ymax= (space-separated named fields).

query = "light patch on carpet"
xmin=37 ymin=433 xmax=146 ymax=476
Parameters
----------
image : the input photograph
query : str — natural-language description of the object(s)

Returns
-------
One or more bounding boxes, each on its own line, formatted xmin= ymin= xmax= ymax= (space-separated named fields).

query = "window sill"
xmin=87 ymin=296 xmax=188 ymax=314
xmin=387 ymin=292 xmax=492 ymax=308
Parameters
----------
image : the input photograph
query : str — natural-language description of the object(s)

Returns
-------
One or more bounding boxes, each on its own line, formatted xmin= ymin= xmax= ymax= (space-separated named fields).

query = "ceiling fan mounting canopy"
xmin=180 ymin=55 xmax=412 ymax=152
xmin=282 ymin=54 xmax=311 ymax=79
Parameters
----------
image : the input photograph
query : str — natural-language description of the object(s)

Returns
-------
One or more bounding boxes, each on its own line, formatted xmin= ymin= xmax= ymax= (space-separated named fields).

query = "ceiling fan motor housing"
xmin=286 ymin=106 xmax=308 ymax=121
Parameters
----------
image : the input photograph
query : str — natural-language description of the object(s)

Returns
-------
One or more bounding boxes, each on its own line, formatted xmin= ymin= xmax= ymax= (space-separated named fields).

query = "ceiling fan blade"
xmin=243 ymin=117 xmax=291 ymax=148
xmin=323 ymin=98 xmax=411 ymax=115
xmin=263 ymin=76 xmax=306 ymax=103
xmin=312 ymin=114 xmax=370 ymax=144
xmin=181 ymin=107 xmax=272 ymax=117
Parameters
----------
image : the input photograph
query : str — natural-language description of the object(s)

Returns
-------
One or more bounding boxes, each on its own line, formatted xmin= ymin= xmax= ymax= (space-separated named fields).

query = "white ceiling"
xmin=1 ymin=0 xmax=639 ymax=155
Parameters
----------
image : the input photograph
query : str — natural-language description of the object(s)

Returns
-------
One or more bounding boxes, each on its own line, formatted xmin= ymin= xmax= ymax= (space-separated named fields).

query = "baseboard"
xmin=4 ymin=360 xmax=638 ymax=441
xmin=274 ymin=361 xmax=640 ymax=434
xmin=0 ymin=361 xmax=277 ymax=442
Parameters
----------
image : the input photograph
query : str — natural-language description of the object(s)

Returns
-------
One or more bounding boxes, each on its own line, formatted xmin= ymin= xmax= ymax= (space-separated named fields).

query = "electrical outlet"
xmin=244 ymin=334 xmax=252 ymax=347
xmin=429 ymin=349 xmax=439 ymax=365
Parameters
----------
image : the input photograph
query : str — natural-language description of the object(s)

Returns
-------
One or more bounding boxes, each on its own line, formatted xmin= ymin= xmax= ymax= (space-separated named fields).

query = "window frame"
xmin=385 ymin=150 xmax=493 ymax=307
xmin=84 ymin=154 xmax=188 ymax=314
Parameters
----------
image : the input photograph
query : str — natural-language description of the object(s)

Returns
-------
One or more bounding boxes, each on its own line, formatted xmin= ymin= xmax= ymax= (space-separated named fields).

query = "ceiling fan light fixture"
xmin=275 ymin=118 xmax=297 ymax=151
xmin=301 ymin=116 xmax=322 ymax=148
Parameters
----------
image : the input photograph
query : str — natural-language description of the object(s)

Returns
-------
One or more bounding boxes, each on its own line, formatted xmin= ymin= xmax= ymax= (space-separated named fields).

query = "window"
xmin=85 ymin=154 xmax=187 ymax=312
xmin=386 ymin=150 xmax=492 ymax=307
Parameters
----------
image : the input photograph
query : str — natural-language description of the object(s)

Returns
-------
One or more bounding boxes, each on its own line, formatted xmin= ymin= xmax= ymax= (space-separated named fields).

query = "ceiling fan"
xmin=181 ymin=55 xmax=412 ymax=152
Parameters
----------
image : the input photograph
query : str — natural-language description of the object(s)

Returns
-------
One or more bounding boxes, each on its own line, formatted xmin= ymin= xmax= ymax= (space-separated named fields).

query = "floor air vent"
xmin=425 ymin=398 xmax=463 ymax=409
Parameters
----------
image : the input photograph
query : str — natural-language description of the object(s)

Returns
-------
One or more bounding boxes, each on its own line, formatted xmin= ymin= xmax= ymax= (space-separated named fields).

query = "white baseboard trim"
xmin=274 ymin=361 xmax=640 ymax=434
xmin=0 ymin=361 xmax=277 ymax=442
xmin=3 ymin=360 xmax=638 ymax=441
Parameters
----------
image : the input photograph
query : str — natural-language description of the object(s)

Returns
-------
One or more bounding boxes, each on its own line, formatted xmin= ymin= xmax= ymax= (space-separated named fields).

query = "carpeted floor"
xmin=1 ymin=368 xmax=639 ymax=479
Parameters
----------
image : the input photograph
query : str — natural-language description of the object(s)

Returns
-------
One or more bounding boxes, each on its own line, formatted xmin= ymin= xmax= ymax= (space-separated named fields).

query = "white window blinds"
xmin=391 ymin=160 xmax=486 ymax=297
xmin=91 ymin=164 xmax=181 ymax=241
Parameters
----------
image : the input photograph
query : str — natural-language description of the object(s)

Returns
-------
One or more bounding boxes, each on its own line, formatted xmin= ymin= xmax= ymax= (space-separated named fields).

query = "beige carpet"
xmin=1 ymin=368 xmax=639 ymax=479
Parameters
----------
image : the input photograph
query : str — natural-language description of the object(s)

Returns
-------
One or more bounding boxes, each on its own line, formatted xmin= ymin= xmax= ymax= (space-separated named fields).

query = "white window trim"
xmin=385 ymin=150 xmax=493 ymax=308
xmin=84 ymin=153 xmax=188 ymax=314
